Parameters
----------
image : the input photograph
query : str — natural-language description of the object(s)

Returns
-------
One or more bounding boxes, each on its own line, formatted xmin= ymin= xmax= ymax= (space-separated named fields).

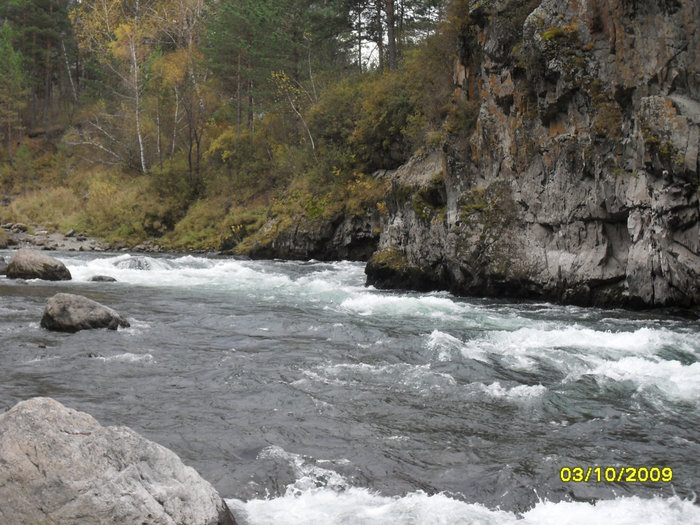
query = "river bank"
xmin=0 ymin=222 xmax=168 ymax=253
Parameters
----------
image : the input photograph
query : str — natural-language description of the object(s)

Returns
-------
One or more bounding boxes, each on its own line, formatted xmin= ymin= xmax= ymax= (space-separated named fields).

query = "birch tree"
xmin=70 ymin=0 xmax=157 ymax=172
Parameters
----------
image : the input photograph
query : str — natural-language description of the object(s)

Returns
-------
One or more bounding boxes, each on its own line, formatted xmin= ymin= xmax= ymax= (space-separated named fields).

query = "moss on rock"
xmin=411 ymin=171 xmax=446 ymax=222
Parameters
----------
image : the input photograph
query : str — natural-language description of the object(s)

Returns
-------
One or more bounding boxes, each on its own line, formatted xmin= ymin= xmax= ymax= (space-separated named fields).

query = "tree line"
xmin=1 ymin=0 xmax=448 ymax=200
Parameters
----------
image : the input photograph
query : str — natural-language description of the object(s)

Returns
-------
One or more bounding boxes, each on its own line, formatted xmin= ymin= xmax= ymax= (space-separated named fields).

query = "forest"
xmin=0 ymin=0 xmax=462 ymax=251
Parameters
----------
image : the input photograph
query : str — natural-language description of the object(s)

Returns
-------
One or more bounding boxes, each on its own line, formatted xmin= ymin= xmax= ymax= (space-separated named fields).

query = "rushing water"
xmin=1 ymin=250 xmax=699 ymax=524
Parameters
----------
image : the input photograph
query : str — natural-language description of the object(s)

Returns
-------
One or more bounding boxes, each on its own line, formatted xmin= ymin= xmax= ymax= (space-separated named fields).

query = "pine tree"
xmin=203 ymin=0 xmax=286 ymax=131
xmin=0 ymin=22 xmax=27 ymax=163
xmin=1 ymin=0 xmax=74 ymax=128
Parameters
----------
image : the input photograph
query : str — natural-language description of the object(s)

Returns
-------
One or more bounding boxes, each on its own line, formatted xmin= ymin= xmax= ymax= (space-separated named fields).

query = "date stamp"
xmin=560 ymin=466 xmax=673 ymax=483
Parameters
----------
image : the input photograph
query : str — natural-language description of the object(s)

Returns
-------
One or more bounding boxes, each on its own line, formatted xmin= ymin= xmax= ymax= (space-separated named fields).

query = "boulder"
xmin=0 ymin=256 xmax=7 ymax=276
xmin=0 ymin=397 xmax=237 ymax=525
xmin=116 ymin=256 xmax=152 ymax=270
xmin=89 ymin=275 xmax=118 ymax=282
xmin=6 ymin=248 xmax=72 ymax=281
xmin=41 ymin=293 xmax=130 ymax=332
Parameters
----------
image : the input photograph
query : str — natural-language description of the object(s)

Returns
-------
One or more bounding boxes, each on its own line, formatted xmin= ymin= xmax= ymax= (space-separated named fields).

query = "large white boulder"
xmin=0 ymin=397 xmax=237 ymax=525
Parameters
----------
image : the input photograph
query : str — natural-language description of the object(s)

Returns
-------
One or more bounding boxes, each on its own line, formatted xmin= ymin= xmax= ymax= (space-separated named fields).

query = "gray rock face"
xmin=243 ymin=211 xmax=382 ymax=261
xmin=41 ymin=293 xmax=130 ymax=332
xmin=6 ymin=248 xmax=72 ymax=281
xmin=367 ymin=0 xmax=699 ymax=308
xmin=0 ymin=397 xmax=236 ymax=525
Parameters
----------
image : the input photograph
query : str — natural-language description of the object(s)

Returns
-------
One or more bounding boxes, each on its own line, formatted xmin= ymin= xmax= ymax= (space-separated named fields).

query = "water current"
xmin=1 ymin=250 xmax=698 ymax=524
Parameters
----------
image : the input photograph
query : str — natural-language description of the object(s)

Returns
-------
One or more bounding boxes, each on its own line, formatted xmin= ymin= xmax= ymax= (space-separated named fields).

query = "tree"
xmin=0 ymin=22 xmax=27 ymax=163
xmin=204 ymin=0 xmax=358 ymax=127
xmin=70 ymin=0 xmax=160 ymax=173
xmin=354 ymin=0 xmax=445 ymax=70
xmin=152 ymin=0 xmax=217 ymax=193
xmin=384 ymin=0 xmax=397 ymax=69
xmin=151 ymin=0 xmax=209 ymax=177
xmin=204 ymin=0 xmax=287 ymax=131
xmin=1 ymin=0 xmax=75 ymax=128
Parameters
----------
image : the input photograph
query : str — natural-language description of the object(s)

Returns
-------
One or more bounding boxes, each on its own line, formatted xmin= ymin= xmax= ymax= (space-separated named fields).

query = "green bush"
xmin=206 ymin=127 xmax=273 ymax=184
xmin=309 ymin=33 xmax=454 ymax=174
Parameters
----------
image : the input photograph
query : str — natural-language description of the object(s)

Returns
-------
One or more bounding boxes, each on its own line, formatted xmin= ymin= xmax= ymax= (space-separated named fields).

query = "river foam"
xmin=578 ymin=356 xmax=700 ymax=401
xmin=229 ymin=492 xmax=700 ymax=525
xmin=425 ymin=325 xmax=700 ymax=402
xmin=300 ymin=362 xmax=457 ymax=396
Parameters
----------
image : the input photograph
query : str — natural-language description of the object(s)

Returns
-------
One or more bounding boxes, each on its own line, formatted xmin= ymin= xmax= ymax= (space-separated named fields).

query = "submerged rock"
xmin=0 ymin=397 xmax=237 ymax=525
xmin=41 ymin=293 xmax=130 ymax=332
xmin=89 ymin=275 xmax=118 ymax=282
xmin=116 ymin=256 xmax=152 ymax=270
xmin=6 ymin=248 xmax=71 ymax=281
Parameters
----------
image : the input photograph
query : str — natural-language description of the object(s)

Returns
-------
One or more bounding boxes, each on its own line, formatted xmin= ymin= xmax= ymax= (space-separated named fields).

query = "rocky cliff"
xmin=242 ymin=210 xmax=382 ymax=261
xmin=366 ymin=0 xmax=699 ymax=308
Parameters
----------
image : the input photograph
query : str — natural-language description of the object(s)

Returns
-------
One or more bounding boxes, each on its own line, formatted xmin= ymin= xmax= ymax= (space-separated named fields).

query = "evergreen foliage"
xmin=0 ymin=22 xmax=27 ymax=163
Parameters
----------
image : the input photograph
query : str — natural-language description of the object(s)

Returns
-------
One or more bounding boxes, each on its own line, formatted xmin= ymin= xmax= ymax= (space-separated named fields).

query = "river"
xmin=1 ymin=250 xmax=698 ymax=524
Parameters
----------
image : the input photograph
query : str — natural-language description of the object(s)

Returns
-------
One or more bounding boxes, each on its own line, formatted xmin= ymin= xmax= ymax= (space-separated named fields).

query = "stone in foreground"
xmin=0 ymin=397 xmax=237 ymax=525
xmin=6 ymin=247 xmax=72 ymax=281
xmin=41 ymin=293 xmax=130 ymax=332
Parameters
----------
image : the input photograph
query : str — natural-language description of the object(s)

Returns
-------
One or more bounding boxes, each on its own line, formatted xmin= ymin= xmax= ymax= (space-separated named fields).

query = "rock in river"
xmin=89 ymin=275 xmax=118 ymax=282
xmin=6 ymin=248 xmax=71 ymax=281
xmin=0 ymin=397 xmax=237 ymax=525
xmin=116 ymin=255 xmax=152 ymax=270
xmin=41 ymin=293 xmax=130 ymax=332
